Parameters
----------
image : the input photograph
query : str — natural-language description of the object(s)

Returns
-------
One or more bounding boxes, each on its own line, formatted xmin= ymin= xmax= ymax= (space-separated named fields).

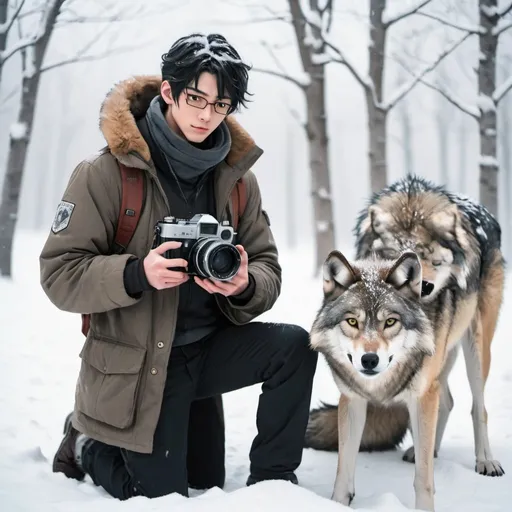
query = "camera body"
xmin=154 ymin=214 xmax=241 ymax=281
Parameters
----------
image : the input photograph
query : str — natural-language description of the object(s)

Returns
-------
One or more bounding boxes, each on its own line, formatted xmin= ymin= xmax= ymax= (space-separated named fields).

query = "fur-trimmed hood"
xmin=99 ymin=75 xmax=262 ymax=169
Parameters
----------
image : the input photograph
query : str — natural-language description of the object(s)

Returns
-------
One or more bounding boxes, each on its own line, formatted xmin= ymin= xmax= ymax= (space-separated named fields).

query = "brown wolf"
xmin=305 ymin=176 xmax=505 ymax=510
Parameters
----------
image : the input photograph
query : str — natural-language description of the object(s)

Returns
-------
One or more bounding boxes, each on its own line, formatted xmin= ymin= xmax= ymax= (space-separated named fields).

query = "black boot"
xmin=52 ymin=412 xmax=86 ymax=481
xmin=246 ymin=472 xmax=298 ymax=486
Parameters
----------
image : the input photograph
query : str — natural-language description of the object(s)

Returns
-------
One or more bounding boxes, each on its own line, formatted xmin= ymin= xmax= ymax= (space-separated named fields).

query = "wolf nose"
xmin=361 ymin=353 xmax=379 ymax=370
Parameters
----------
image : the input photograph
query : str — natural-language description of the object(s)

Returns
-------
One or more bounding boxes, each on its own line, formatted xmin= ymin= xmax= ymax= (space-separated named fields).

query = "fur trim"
xmin=99 ymin=75 xmax=257 ymax=167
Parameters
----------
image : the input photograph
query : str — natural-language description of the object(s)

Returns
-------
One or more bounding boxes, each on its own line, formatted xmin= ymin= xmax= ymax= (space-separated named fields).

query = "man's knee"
xmin=270 ymin=323 xmax=318 ymax=366
xmin=134 ymin=475 xmax=188 ymax=499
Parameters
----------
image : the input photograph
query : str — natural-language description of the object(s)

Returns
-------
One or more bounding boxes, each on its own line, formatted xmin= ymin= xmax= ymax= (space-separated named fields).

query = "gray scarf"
xmin=145 ymin=96 xmax=231 ymax=183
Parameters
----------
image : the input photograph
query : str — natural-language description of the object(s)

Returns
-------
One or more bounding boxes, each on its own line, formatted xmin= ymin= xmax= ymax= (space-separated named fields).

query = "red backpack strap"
xmin=113 ymin=162 xmax=145 ymax=253
xmin=81 ymin=162 xmax=144 ymax=337
xmin=230 ymin=178 xmax=247 ymax=231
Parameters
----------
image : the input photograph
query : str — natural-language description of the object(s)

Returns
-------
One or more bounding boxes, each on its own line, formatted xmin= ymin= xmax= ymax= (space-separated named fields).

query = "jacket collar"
xmin=99 ymin=75 xmax=263 ymax=171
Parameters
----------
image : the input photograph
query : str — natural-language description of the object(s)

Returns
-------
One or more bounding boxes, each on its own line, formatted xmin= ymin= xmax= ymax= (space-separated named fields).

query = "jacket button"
xmin=157 ymin=342 xmax=164 ymax=349
xmin=150 ymin=367 xmax=158 ymax=375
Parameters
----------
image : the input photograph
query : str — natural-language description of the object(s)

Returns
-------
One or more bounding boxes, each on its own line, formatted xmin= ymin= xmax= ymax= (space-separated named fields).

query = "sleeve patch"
xmin=52 ymin=201 xmax=75 ymax=233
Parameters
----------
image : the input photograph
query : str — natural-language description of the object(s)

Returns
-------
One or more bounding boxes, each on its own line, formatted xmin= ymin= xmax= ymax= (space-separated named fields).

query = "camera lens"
xmin=192 ymin=239 xmax=241 ymax=280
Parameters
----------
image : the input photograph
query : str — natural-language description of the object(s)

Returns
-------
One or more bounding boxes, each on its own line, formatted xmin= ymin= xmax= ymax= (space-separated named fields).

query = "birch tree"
xmin=414 ymin=0 xmax=512 ymax=217
xmin=0 ymin=0 xmax=157 ymax=277
xmin=306 ymin=0 xmax=472 ymax=193
xmin=248 ymin=0 xmax=336 ymax=273
xmin=0 ymin=0 xmax=66 ymax=277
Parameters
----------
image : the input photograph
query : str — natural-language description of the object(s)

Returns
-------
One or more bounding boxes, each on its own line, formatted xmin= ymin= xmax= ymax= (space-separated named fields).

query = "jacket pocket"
xmin=76 ymin=336 xmax=146 ymax=429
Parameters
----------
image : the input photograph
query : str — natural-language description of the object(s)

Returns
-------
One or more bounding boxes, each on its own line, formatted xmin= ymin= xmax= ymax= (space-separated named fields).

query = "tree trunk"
xmin=498 ymin=59 xmax=512 ymax=259
xmin=285 ymin=113 xmax=297 ymax=250
xmin=368 ymin=97 xmax=388 ymax=193
xmin=0 ymin=0 xmax=8 ymax=86
xmin=478 ymin=0 xmax=499 ymax=217
xmin=288 ymin=0 xmax=335 ymax=274
xmin=0 ymin=0 xmax=64 ymax=276
xmin=305 ymin=67 xmax=334 ymax=271
xmin=368 ymin=0 xmax=387 ymax=193
xmin=0 ymin=68 xmax=43 ymax=276
xmin=458 ymin=114 xmax=469 ymax=194
xmin=437 ymin=108 xmax=450 ymax=186
xmin=402 ymin=101 xmax=414 ymax=176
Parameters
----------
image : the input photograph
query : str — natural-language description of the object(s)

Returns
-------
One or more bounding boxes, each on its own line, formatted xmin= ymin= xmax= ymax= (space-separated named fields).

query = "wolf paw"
xmin=332 ymin=491 xmax=355 ymax=506
xmin=402 ymin=446 xmax=438 ymax=463
xmin=475 ymin=460 xmax=505 ymax=477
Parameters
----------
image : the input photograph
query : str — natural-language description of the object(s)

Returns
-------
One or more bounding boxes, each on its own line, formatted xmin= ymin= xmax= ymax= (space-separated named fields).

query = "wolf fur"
xmin=305 ymin=176 xmax=505 ymax=510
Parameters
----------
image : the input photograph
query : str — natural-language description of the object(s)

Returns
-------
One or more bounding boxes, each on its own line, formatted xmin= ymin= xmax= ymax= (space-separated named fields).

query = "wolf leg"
xmin=407 ymin=382 xmax=440 ymax=512
xmin=434 ymin=346 xmax=458 ymax=454
xmin=331 ymin=394 xmax=367 ymax=506
xmin=403 ymin=345 xmax=458 ymax=464
xmin=463 ymin=309 xmax=504 ymax=476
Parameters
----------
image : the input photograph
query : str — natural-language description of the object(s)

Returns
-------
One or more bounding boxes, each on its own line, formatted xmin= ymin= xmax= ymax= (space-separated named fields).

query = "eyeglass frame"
xmin=184 ymin=91 xmax=235 ymax=116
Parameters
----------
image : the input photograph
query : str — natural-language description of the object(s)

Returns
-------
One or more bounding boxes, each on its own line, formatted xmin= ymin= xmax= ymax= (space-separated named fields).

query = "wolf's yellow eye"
xmin=385 ymin=318 xmax=397 ymax=327
xmin=346 ymin=318 xmax=358 ymax=328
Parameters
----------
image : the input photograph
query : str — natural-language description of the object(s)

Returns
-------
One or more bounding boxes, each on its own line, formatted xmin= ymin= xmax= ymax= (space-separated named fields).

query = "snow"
xmin=477 ymin=94 xmax=496 ymax=113
xmin=1 ymin=231 xmax=512 ymax=511
xmin=480 ymin=5 xmax=498 ymax=18
xmin=10 ymin=122 xmax=27 ymax=140
xmin=381 ymin=0 xmax=431 ymax=26
xmin=479 ymin=155 xmax=499 ymax=167
xmin=180 ymin=35 xmax=244 ymax=64
xmin=493 ymin=74 xmax=512 ymax=104
xmin=311 ymin=52 xmax=332 ymax=65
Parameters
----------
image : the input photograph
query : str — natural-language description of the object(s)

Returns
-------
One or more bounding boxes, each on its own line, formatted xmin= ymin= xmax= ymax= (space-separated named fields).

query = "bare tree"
xmin=0 ymin=0 xmax=66 ymax=277
xmin=308 ymin=0 xmax=471 ymax=193
xmin=248 ymin=1 xmax=335 ymax=273
xmin=414 ymin=0 xmax=512 ymax=217
xmin=0 ymin=0 xmax=158 ymax=277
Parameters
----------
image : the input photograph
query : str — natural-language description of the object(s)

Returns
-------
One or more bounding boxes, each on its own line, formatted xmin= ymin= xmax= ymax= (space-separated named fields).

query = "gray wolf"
xmin=306 ymin=175 xmax=505 ymax=510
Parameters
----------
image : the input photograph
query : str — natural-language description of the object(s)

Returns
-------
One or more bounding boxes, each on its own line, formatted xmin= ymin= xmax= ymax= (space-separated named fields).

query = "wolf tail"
xmin=304 ymin=402 xmax=409 ymax=452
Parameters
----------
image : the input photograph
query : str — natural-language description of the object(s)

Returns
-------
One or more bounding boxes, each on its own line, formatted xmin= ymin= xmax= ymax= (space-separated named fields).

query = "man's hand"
xmin=194 ymin=245 xmax=249 ymax=297
xmin=144 ymin=241 xmax=189 ymax=290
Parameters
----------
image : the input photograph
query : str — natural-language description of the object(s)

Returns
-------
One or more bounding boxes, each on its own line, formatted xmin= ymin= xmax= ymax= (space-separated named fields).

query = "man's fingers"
xmin=159 ymin=269 xmax=189 ymax=281
xmin=207 ymin=279 xmax=235 ymax=291
xmin=153 ymin=241 xmax=182 ymax=255
xmin=236 ymin=245 xmax=248 ymax=265
xmin=162 ymin=257 xmax=188 ymax=270
xmin=194 ymin=276 xmax=210 ymax=292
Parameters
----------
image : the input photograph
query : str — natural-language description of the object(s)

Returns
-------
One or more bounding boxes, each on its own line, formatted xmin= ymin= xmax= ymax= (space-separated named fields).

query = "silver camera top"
xmin=159 ymin=214 xmax=235 ymax=242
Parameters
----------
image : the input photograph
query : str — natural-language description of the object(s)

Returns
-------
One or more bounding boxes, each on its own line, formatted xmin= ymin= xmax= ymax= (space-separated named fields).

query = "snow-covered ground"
xmin=1 ymin=231 xmax=511 ymax=511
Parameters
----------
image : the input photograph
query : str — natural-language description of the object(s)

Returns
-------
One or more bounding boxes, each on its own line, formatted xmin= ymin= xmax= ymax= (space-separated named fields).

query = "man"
xmin=40 ymin=33 xmax=318 ymax=500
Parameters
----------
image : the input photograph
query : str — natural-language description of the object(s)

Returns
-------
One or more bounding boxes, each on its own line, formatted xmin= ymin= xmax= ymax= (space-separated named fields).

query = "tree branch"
xmin=0 ymin=86 xmax=17 ymax=107
xmin=415 ymin=11 xmax=484 ymax=34
xmin=322 ymin=39 xmax=375 ymax=95
xmin=0 ymin=35 xmax=38 ymax=65
xmin=421 ymin=79 xmax=480 ymax=118
xmin=40 ymin=44 xmax=148 ymax=74
xmin=493 ymin=19 xmax=512 ymax=36
xmin=0 ymin=0 xmax=26 ymax=36
xmin=498 ymin=0 xmax=512 ymax=17
xmin=251 ymin=67 xmax=308 ymax=90
xmin=382 ymin=0 xmax=432 ymax=27
xmin=493 ymin=74 xmax=512 ymax=104
xmin=383 ymin=32 xmax=472 ymax=111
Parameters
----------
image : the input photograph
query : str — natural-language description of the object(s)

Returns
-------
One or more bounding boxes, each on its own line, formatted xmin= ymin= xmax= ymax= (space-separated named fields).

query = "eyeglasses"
xmin=185 ymin=93 xmax=234 ymax=115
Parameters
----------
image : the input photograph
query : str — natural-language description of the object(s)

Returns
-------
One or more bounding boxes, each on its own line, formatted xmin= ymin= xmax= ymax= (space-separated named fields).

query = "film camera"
xmin=153 ymin=214 xmax=241 ymax=281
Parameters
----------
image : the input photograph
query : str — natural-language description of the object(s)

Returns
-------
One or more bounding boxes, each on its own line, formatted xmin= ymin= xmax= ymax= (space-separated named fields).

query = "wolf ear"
xmin=385 ymin=251 xmax=422 ymax=300
xmin=323 ymin=250 xmax=357 ymax=300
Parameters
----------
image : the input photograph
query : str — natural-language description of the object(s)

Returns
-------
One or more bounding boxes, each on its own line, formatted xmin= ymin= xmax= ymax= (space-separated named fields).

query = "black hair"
xmin=161 ymin=33 xmax=252 ymax=113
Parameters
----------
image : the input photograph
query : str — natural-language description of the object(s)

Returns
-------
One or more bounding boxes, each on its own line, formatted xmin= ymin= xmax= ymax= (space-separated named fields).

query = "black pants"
xmin=81 ymin=322 xmax=318 ymax=500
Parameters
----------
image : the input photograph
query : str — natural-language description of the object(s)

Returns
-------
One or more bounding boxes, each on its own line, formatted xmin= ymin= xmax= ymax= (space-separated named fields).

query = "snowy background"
xmin=2 ymin=0 xmax=512 ymax=510
xmin=0 ymin=233 xmax=511 ymax=511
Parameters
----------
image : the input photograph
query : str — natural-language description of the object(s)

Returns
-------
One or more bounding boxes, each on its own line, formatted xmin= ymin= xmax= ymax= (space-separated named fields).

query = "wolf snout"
xmin=361 ymin=353 xmax=379 ymax=371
